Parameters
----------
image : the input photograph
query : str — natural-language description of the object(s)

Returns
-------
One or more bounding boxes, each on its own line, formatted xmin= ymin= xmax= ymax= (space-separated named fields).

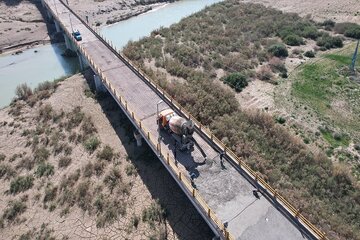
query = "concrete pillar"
xmin=46 ymin=10 xmax=53 ymax=21
xmin=134 ymin=131 xmax=142 ymax=147
xmin=64 ymin=34 xmax=72 ymax=50
xmin=78 ymin=52 xmax=85 ymax=71
xmin=54 ymin=21 xmax=61 ymax=33
xmin=94 ymin=74 xmax=106 ymax=93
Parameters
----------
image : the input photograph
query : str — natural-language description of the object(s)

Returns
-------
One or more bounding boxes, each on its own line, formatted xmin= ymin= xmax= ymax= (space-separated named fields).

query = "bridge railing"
xmin=43 ymin=1 xmax=327 ymax=239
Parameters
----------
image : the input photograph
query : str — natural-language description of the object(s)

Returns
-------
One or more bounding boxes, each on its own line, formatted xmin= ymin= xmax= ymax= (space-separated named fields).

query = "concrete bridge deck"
xmin=42 ymin=0 xmax=322 ymax=239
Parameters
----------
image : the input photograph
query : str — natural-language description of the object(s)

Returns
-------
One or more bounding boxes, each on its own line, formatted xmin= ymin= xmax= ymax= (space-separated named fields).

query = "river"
xmin=0 ymin=0 xmax=222 ymax=108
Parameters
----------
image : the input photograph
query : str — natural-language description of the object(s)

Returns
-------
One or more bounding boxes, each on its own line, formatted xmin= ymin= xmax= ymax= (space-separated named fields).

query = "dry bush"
xmin=58 ymin=156 xmax=72 ymax=168
xmin=83 ymin=162 xmax=94 ymax=178
xmin=256 ymin=65 xmax=274 ymax=82
xmin=2 ymin=200 xmax=27 ymax=223
xmin=38 ymin=104 xmax=54 ymax=122
xmin=97 ymin=145 xmax=114 ymax=161
xmin=15 ymin=83 xmax=33 ymax=101
xmin=0 ymin=164 xmax=16 ymax=180
xmin=104 ymin=168 xmax=123 ymax=193
xmin=268 ymin=57 xmax=287 ymax=74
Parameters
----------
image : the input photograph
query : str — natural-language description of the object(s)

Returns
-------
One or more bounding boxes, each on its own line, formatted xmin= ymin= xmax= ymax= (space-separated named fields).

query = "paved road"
xmin=44 ymin=1 xmax=310 ymax=239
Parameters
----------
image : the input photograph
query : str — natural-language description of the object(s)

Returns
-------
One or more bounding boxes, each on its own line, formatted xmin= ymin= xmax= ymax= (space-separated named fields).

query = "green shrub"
xmin=83 ymin=136 xmax=101 ymax=153
xmin=321 ymin=19 xmax=335 ymax=30
xmin=334 ymin=22 xmax=360 ymax=38
xmin=2 ymin=200 xmax=27 ymax=222
xmin=35 ymin=163 xmax=54 ymax=178
xmin=344 ymin=25 xmax=360 ymax=39
xmin=284 ymin=34 xmax=304 ymax=46
xmin=15 ymin=83 xmax=33 ymax=101
xmin=317 ymin=34 xmax=343 ymax=49
xmin=268 ymin=44 xmax=288 ymax=58
xmin=10 ymin=175 xmax=34 ymax=194
xmin=302 ymin=26 xmax=319 ymax=39
xmin=97 ymin=145 xmax=114 ymax=161
xmin=142 ymin=201 xmax=165 ymax=228
xmin=304 ymin=51 xmax=315 ymax=58
xmin=221 ymin=72 xmax=248 ymax=92
xmin=275 ymin=116 xmax=286 ymax=124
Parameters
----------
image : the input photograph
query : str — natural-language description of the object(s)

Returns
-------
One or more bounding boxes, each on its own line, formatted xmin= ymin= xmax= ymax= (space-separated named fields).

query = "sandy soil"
xmin=241 ymin=0 xmax=360 ymax=23
xmin=0 ymin=73 xmax=213 ymax=239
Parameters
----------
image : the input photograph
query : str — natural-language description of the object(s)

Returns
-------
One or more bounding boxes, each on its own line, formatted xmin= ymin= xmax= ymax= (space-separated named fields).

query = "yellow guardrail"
xmin=44 ymin=1 xmax=327 ymax=239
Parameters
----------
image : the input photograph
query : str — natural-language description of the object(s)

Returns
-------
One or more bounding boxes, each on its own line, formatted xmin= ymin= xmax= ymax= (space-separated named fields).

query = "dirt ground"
xmin=0 ymin=73 xmax=213 ymax=239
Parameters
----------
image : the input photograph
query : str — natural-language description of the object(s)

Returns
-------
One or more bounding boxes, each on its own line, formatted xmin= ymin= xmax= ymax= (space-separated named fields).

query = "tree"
xmin=268 ymin=44 xmax=288 ymax=58
xmin=222 ymin=72 xmax=248 ymax=92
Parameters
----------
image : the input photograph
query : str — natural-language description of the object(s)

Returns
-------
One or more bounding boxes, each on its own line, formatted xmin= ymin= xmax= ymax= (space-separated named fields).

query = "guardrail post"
xmin=225 ymin=230 xmax=230 ymax=240
xmin=132 ymin=112 xmax=134 ymax=119
xmin=207 ymin=208 xmax=211 ymax=217
xmin=192 ymin=188 xmax=196 ymax=197
xmin=125 ymin=101 xmax=128 ymax=110
xmin=211 ymin=134 xmax=214 ymax=141
xmin=147 ymin=132 xmax=150 ymax=140
xmin=166 ymin=153 xmax=169 ymax=164
xmin=178 ymin=172 xmax=182 ymax=180
xmin=139 ymin=121 xmax=142 ymax=129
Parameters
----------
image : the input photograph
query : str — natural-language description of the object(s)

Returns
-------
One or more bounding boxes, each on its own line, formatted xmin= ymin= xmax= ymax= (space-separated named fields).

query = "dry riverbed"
xmin=0 ymin=72 xmax=213 ymax=239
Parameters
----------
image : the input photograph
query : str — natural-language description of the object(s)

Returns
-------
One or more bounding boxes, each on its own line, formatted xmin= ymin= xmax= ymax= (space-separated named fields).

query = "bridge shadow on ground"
xmin=84 ymin=71 xmax=214 ymax=240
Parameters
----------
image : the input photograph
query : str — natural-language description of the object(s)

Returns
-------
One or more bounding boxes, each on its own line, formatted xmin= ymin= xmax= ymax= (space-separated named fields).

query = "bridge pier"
xmin=77 ymin=52 xmax=89 ymax=71
xmin=94 ymin=74 xmax=107 ymax=93
xmin=134 ymin=131 xmax=142 ymax=147
xmin=54 ymin=20 xmax=61 ymax=33
xmin=64 ymin=34 xmax=74 ymax=50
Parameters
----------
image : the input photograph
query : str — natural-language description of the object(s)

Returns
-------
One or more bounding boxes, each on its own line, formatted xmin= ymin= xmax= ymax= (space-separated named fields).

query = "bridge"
xmin=41 ymin=0 xmax=328 ymax=239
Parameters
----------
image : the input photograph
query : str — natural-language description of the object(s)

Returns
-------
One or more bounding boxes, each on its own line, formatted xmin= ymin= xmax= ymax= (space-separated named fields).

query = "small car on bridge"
xmin=72 ymin=30 xmax=82 ymax=41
